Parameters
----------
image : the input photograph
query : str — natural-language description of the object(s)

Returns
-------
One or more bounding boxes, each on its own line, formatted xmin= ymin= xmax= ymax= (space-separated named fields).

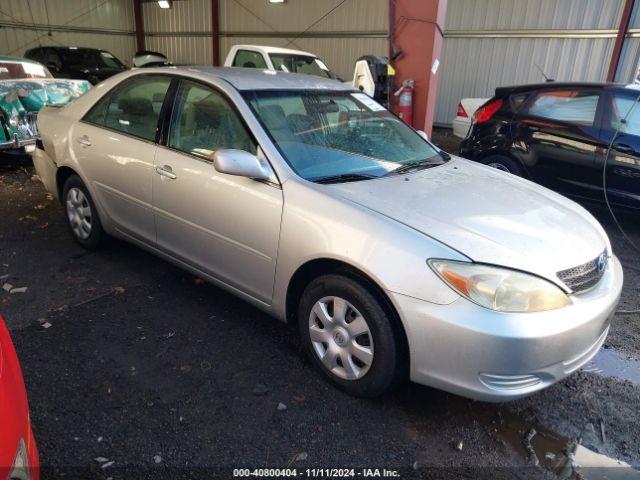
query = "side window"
xmin=83 ymin=93 xmax=111 ymax=125
xmin=232 ymin=50 xmax=267 ymax=69
xmin=523 ymin=90 xmax=600 ymax=126
xmin=609 ymin=94 xmax=640 ymax=135
xmin=168 ymin=80 xmax=256 ymax=159
xmin=93 ymin=76 xmax=171 ymax=141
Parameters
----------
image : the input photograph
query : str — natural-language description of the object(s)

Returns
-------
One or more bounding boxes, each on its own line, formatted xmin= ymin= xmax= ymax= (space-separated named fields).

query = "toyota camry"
xmin=32 ymin=67 xmax=623 ymax=401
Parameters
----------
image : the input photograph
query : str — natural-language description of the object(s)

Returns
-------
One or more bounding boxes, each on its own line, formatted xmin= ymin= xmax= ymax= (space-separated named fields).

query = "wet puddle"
xmin=583 ymin=348 xmax=640 ymax=385
xmin=495 ymin=410 xmax=640 ymax=479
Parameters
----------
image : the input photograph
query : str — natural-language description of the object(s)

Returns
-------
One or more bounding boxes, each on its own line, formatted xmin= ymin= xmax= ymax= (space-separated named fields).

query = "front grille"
xmin=557 ymin=251 xmax=607 ymax=293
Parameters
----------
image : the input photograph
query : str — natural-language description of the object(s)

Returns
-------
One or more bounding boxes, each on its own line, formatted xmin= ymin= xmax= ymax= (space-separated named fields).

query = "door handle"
xmin=155 ymin=165 xmax=177 ymax=180
xmin=76 ymin=135 xmax=91 ymax=147
xmin=612 ymin=143 xmax=636 ymax=155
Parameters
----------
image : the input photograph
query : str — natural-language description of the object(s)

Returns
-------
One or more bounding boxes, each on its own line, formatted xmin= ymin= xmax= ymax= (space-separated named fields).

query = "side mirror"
xmin=212 ymin=149 xmax=271 ymax=180
xmin=417 ymin=130 xmax=429 ymax=141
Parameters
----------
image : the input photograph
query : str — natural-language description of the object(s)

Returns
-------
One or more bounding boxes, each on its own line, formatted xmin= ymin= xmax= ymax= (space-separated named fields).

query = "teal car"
xmin=0 ymin=56 xmax=91 ymax=155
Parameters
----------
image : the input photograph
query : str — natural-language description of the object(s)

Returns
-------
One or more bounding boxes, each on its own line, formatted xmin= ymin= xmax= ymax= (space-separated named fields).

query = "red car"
xmin=0 ymin=315 xmax=39 ymax=480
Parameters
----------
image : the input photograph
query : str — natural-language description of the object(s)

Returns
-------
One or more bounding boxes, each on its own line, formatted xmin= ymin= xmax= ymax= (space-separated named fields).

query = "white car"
xmin=224 ymin=44 xmax=338 ymax=80
xmin=32 ymin=67 xmax=622 ymax=401
xmin=452 ymin=97 xmax=489 ymax=138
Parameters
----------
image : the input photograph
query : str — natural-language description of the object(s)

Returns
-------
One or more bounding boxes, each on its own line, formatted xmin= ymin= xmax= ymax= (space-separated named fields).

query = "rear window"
xmin=523 ymin=90 xmax=600 ymax=126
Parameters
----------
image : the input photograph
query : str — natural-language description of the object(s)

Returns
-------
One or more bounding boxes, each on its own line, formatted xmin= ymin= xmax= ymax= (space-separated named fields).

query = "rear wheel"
xmin=62 ymin=175 xmax=106 ymax=250
xmin=483 ymin=155 xmax=524 ymax=177
xmin=298 ymin=274 xmax=406 ymax=397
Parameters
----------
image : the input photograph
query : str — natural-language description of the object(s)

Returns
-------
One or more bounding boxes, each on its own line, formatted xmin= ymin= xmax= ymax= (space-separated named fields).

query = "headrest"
xmin=119 ymin=97 xmax=153 ymax=116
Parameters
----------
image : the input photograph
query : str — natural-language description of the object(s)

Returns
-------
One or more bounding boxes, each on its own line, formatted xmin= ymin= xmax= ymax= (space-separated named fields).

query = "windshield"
xmin=0 ymin=61 xmax=52 ymax=80
xmin=59 ymin=48 xmax=125 ymax=69
xmin=269 ymin=54 xmax=335 ymax=79
xmin=244 ymin=90 xmax=446 ymax=182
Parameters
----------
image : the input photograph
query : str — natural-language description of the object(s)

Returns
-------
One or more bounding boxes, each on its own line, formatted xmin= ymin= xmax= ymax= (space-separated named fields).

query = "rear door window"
xmin=523 ymin=90 xmax=600 ymax=126
xmin=83 ymin=75 xmax=171 ymax=142
xmin=232 ymin=50 xmax=267 ymax=69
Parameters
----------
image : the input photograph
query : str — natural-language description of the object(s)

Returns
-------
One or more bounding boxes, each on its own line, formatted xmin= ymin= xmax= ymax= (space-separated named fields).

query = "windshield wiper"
xmin=314 ymin=173 xmax=376 ymax=184
xmin=384 ymin=159 xmax=442 ymax=176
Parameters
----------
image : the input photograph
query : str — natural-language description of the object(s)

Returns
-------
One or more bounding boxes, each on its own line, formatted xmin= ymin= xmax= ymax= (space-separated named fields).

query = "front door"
xmin=511 ymin=88 xmax=602 ymax=200
xmin=596 ymin=90 xmax=640 ymax=211
xmin=73 ymin=74 xmax=172 ymax=243
xmin=152 ymin=79 xmax=283 ymax=303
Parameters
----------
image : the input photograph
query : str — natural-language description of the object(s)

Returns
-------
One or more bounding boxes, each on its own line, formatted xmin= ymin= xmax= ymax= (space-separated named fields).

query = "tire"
xmin=62 ymin=175 xmax=106 ymax=250
xmin=298 ymin=274 xmax=406 ymax=397
xmin=482 ymin=155 xmax=524 ymax=177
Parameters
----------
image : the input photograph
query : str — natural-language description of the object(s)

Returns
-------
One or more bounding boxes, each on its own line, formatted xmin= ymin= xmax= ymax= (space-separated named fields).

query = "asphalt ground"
xmin=1 ymin=148 xmax=639 ymax=480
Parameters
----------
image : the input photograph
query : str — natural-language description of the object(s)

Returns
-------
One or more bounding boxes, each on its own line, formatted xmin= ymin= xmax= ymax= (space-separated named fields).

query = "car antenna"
xmin=534 ymin=63 xmax=555 ymax=82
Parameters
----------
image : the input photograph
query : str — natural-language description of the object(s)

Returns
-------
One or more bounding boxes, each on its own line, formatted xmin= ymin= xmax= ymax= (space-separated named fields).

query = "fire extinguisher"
xmin=394 ymin=79 xmax=414 ymax=127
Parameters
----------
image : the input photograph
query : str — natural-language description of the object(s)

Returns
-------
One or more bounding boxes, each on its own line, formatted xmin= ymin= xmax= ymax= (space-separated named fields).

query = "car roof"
xmin=495 ymin=81 xmax=639 ymax=96
xmin=154 ymin=66 xmax=353 ymax=91
xmin=231 ymin=44 xmax=316 ymax=57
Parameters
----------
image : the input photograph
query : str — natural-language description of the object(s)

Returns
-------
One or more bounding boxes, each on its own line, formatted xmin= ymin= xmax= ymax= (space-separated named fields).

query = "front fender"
xmin=271 ymin=180 xmax=467 ymax=320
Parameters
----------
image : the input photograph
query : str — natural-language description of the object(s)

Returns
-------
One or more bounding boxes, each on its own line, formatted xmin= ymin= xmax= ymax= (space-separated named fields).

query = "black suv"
xmin=460 ymin=82 xmax=640 ymax=211
xmin=24 ymin=46 xmax=127 ymax=84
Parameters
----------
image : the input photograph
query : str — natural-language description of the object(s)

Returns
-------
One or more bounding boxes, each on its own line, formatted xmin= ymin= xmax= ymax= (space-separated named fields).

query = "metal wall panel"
xmin=219 ymin=0 xmax=386 ymax=33
xmin=142 ymin=0 xmax=211 ymax=33
xmin=0 ymin=0 xmax=134 ymax=30
xmin=445 ymin=0 xmax=624 ymax=30
xmin=0 ymin=0 xmax=135 ymax=63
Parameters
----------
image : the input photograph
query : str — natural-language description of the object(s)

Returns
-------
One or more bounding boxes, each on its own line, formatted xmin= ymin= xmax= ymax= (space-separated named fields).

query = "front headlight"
xmin=428 ymin=260 xmax=571 ymax=313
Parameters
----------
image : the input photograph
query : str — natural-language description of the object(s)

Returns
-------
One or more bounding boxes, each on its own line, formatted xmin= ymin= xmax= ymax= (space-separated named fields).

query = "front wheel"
xmin=298 ymin=274 xmax=406 ymax=397
xmin=62 ymin=175 xmax=106 ymax=249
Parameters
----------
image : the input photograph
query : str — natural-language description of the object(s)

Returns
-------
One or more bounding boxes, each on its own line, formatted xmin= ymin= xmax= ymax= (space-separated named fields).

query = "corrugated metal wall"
xmin=435 ymin=0 xmax=628 ymax=125
xmin=142 ymin=0 xmax=212 ymax=66
xmin=0 ymin=0 xmax=136 ymax=65
xmin=142 ymin=0 xmax=387 ymax=79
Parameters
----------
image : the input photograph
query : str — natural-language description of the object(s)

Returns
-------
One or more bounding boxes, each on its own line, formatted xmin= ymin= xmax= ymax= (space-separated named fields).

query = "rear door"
xmin=596 ymin=88 xmax=640 ymax=210
xmin=511 ymin=88 xmax=603 ymax=199
xmin=73 ymin=74 xmax=172 ymax=243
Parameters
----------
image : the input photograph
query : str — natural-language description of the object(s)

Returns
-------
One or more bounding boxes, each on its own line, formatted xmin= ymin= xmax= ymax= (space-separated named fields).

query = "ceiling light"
xmin=269 ymin=0 xmax=286 ymax=3
xmin=158 ymin=0 xmax=172 ymax=8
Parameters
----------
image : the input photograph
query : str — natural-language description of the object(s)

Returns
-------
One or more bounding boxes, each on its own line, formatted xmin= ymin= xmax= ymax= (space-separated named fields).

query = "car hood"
xmin=325 ymin=157 xmax=609 ymax=286
xmin=0 ymin=78 xmax=91 ymax=144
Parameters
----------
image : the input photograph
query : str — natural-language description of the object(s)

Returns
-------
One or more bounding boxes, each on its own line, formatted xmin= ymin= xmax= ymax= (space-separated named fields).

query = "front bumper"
xmin=390 ymin=255 xmax=623 ymax=402
xmin=0 ymin=135 xmax=36 ymax=153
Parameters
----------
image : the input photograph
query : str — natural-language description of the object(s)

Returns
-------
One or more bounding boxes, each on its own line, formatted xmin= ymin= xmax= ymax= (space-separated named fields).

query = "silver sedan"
xmin=32 ymin=67 xmax=623 ymax=401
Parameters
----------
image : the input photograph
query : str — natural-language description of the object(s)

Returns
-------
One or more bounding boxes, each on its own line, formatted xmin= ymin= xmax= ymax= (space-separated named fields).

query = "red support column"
xmin=389 ymin=0 xmax=448 ymax=135
xmin=212 ymin=0 xmax=220 ymax=66
xmin=607 ymin=0 xmax=636 ymax=82
xmin=133 ymin=0 xmax=144 ymax=52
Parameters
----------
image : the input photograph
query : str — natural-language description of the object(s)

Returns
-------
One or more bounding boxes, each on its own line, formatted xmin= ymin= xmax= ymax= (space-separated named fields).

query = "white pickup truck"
xmin=224 ymin=45 xmax=339 ymax=80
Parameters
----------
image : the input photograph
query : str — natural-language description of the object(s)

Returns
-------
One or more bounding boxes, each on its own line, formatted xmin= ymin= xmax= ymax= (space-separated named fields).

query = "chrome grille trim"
xmin=557 ymin=251 xmax=607 ymax=293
